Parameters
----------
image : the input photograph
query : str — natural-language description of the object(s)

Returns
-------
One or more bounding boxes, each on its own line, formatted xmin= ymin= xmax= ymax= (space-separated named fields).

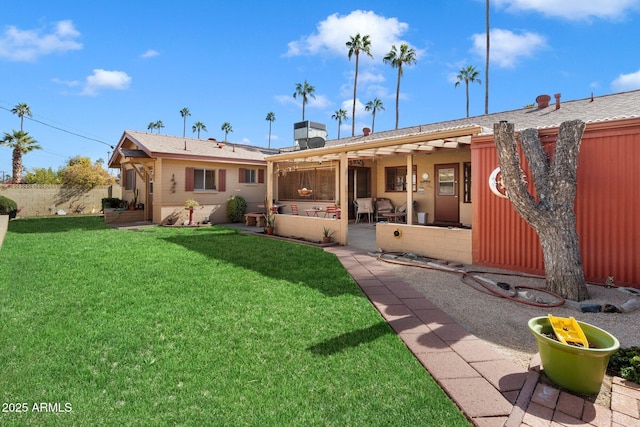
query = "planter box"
xmin=528 ymin=316 xmax=620 ymax=394
xmin=104 ymin=208 xmax=145 ymax=224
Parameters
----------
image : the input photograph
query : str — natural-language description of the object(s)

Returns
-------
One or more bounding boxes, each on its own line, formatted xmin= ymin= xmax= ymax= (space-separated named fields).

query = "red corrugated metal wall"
xmin=472 ymin=119 xmax=640 ymax=288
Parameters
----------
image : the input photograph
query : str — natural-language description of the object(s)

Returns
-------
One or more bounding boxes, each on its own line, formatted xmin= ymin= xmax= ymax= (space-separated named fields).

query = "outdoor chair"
xmin=374 ymin=198 xmax=394 ymax=222
xmin=325 ymin=205 xmax=340 ymax=219
xmin=354 ymin=198 xmax=373 ymax=223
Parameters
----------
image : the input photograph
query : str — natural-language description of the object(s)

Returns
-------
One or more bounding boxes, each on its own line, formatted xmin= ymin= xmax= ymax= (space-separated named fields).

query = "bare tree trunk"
xmin=494 ymin=120 xmax=590 ymax=301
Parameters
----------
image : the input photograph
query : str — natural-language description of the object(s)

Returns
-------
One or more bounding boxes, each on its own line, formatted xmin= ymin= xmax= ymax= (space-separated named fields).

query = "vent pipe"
xmin=535 ymin=94 xmax=551 ymax=109
xmin=554 ymin=93 xmax=561 ymax=110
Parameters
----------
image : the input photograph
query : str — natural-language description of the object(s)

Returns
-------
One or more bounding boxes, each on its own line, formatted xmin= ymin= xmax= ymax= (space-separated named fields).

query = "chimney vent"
xmin=554 ymin=93 xmax=561 ymax=110
xmin=535 ymin=94 xmax=551 ymax=109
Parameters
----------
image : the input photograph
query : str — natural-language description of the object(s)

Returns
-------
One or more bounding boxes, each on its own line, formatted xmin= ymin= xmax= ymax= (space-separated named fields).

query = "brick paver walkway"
xmin=326 ymin=246 xmax=640 ymax=427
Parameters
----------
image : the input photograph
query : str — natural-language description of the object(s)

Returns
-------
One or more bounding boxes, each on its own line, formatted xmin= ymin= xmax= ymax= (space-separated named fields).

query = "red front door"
xmin=434 ymin=163 xmax=459 ymax=225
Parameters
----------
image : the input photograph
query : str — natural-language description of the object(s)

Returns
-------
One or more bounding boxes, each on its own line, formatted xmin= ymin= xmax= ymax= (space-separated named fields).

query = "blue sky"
xmin=1 ymin=0 xmax=639 ymax=176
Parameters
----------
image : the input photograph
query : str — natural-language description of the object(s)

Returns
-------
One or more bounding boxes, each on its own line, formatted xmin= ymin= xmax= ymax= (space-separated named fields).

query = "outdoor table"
xmin=382 ymin=212 xmax=406 ymax=223
xmin=305 ymin=209 xmax=324 ymax=217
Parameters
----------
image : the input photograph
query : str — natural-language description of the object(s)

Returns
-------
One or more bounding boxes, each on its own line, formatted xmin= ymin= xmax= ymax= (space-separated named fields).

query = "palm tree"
xmin=11 ymin=103 xmax=32 ymax=131
xmin=364 ymin=98 xmax=385 ymax=133
xmin=454 ymin=65 xmax=482 ymax=118
xmin=180 ymin=107 xmax=191 ymax=137
xmin=383 ymin=43 xmax=417 ymax=130
xmin=221 ymin=122 xmax=233 ymax=141
xmin=1 ymin=130 xmax=41 ymax=183
xmin=265 ymin=112 xmax=276 ymax=148
xmin=331 ymin=109 xmax=349 ymax=140
xmin=147 ymin=121 xmax=157 ymax=132
xmin=293 ymin=80 xmax=315 ymax=121
xmin=192 ymin=121 xmax=207 ymax=139
xmin=346 ymin=33 xmax=373 ymax=137
xmin=155 ymin=120 xmax=164 ymax=134
xmin=485 ymin=0 xmax=490 ymax=115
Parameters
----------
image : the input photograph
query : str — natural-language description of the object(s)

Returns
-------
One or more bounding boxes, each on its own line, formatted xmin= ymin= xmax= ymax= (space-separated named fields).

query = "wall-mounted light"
xmin=420 ymin=172 xmax=431 ymax=183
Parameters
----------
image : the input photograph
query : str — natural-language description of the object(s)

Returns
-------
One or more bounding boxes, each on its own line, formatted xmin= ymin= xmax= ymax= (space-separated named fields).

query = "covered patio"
xmin=264 ymin=125 xmax=481 ymax=264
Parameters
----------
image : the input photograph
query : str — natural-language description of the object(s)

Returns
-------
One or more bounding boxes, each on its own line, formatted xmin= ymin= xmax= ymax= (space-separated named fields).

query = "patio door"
xmin=434 ymin=163 xmax=460 ymax=225
xmin=347 ymin=167 xmax=370 ymax=219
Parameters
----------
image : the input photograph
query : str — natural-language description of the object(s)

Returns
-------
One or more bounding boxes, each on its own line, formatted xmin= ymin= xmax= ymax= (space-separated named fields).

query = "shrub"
xmin=226 ymin=195 xmax=247 ymax=222
xmin=608 ymin=346 xmax=640 ymax=383
xmin=101 ymin=198 xmax=123 ymax=209
xmin=0 ymin=195 xmax=18 ymax=218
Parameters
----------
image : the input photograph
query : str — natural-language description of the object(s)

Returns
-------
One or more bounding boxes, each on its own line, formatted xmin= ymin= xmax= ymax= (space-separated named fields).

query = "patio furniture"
xmin=290 ymin=204 xmax=299 ymax=215
xmin=244 ymin=212 xmax=266 ymax=227
xmin=382 ymin=212 xmax=406 ymax=223
xmin=305 ymin=208 xmax=324 ymax=217
xmin=354 ymin=198 xmax=373 ymax=223
xmin=325 ymin=205 xmax=341 ymax=219
xmin=374 ymin=198 xmax=395 ymax=222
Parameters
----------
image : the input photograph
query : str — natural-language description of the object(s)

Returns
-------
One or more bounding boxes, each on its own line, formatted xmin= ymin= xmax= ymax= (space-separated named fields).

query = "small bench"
xmin=244 ymin=213 xmax=265 ymax=227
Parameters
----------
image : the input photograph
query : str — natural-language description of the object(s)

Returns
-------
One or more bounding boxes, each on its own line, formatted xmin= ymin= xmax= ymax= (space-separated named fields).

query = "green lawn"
xmin=0 ymin=216 xmax=469 ymax=426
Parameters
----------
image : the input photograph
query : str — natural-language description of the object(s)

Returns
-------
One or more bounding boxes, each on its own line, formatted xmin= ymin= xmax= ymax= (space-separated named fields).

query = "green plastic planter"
xmin=528 ymin=316 xmax=620 ymax=394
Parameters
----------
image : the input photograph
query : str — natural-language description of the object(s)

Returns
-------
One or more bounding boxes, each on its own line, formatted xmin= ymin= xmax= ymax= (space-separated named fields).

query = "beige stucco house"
xmin=108 ymin=131 xmax=276 ymax=224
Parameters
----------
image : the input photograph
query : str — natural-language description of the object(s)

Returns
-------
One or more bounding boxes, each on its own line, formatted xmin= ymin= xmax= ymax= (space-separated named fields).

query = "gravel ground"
xmin=377 ymin=256 xmax=640 ymax=370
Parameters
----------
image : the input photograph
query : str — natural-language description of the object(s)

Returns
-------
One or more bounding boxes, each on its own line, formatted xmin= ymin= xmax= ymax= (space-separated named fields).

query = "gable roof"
xmin=109 ymin=131 xmax=279 ymax=168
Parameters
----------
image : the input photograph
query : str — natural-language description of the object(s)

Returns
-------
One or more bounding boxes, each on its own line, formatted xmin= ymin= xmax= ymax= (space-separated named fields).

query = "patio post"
xmin=406 ymin=154 xmax=414 ymax=224
xmin=266 ymin=161 xmax=274 ymax=212
xmin=340 ymin=151 xmax=348 ymax=245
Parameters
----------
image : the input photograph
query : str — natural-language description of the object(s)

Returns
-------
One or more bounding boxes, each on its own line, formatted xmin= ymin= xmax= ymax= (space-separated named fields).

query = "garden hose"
xmin=376 ymin=251 xmax=565 ymax=308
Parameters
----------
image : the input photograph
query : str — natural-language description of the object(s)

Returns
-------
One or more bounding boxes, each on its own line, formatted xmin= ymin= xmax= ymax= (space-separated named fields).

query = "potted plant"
xmin=129 ymin=189 xmax=139 ymax=210
xmin=528 ymin=316 xmax=620 ymax=394
xmin=184 ymin=199 xmax=200 ymax=225
xmin=322 ymin=227 xmax=335 ymax=243
xmin=264 ymin=211 xmax=275 ymax=235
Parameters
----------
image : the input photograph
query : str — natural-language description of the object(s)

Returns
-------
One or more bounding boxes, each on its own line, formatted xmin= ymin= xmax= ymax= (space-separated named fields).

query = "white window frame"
xmin=194 ymin=168 xmax=217 ymax=191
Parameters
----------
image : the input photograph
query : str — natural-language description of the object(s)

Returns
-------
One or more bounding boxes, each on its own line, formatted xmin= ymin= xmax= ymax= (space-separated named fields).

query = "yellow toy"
xmin=548 ymin=314 xmax=589 ymax=348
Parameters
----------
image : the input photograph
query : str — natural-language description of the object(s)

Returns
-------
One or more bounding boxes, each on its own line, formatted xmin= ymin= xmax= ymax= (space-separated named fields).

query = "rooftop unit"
xmin=294 ymin=121 xmax=326 ymax=149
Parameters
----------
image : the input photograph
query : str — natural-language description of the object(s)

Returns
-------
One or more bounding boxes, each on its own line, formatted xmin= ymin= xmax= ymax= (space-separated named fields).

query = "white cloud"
xmin=285 ymin=10 xmax=421 ymax=60
xmin=471 ymin=28 xmax=546 ymax=68
xmin=51 ymin=77 xmax=80 ymax=87
xmin=611 ymin=69 xmax=640 ymax=91
xmin=140 ymin=49 xmax=159 ymax=59
xmin=493 ymin=0 xmax=639 ymax=20
xmin=0 ymin=20 xmax=82 ymax=61
xmin=81 ymin=69 xmax=132 ymax=96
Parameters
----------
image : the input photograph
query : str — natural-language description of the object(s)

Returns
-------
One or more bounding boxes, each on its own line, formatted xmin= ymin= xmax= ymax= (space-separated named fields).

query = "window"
xmin=438 ymin=167 xmax=455 ymax=195
xmin=185 ymin=167 xmax=226 ymax=192
xmin=277 ymin=168 xmax=335 ymax=201
xmin=463 ymin=162 xmax=471 ymax=203
xmin=385 ymin=165 xmax=417 ymax=192
xmin=239 ymin=168 xmax=264 ymax=184
xmin=124 ymin=168 xmax=136 ymax=191
xmin=244 ymin=169 xmax=257 ymax=183
xmin=194 ymin=168 xmax=216 ymax=190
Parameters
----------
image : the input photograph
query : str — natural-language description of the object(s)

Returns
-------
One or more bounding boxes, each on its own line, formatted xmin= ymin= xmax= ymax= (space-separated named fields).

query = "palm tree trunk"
xmin=395 ymin=67 xmax=401 ymax=129
xmin=352 ymin=54 xmax=359 ymax=137
xmin=12 ymin=147 xmax=22 ymax=183
xmin=485 ymin=0 xmax=490 ymax=115
xmin=466 ymin=82 xmax=470 ymax=117
xmin=372 ymin=112 xmax=376 ymax=133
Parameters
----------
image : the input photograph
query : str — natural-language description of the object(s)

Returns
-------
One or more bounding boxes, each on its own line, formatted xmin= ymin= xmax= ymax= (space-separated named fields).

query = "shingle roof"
xmin=320 ymin=90 xmax=640 ymax=148
xmin=116 ymin=131 xmax=279 ymax=164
